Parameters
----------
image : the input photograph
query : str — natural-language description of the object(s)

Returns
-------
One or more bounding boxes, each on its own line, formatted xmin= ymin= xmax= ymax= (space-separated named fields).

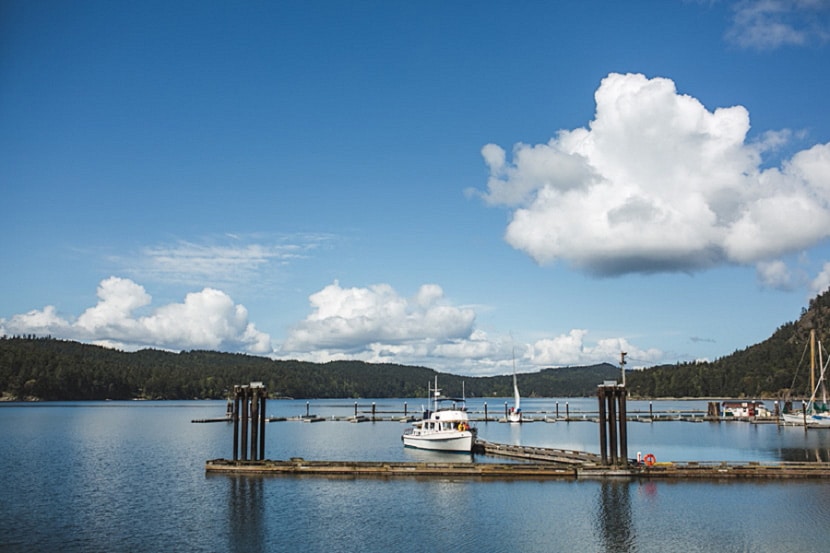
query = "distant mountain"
xmin=626 ymin=288 xmax=830 ymax=398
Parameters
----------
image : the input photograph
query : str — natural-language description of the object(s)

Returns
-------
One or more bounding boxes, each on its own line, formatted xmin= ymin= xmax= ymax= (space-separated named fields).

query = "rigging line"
xmin=789 ymin=338 xmax=811 ymax=393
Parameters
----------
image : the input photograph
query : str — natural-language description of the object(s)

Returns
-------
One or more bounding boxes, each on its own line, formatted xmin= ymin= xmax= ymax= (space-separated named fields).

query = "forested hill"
xmin=0 ymin=336 xmax=619 ymax=401
xmin=626 ymin=288 xmax=830 ymax=398
xmin=6 ymin=288 xmax=828 ymax=401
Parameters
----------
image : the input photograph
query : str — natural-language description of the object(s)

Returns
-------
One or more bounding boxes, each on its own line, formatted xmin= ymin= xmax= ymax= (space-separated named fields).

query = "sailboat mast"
xmin=811 ymin=329 xmax=816 ymax=401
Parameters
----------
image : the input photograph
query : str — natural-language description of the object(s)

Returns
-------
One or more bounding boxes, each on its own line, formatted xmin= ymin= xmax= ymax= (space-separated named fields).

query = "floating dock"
xmin=205 ymin=438 xmax=830 ymax=480
xmin=205 ymin=457 xmax=830 ymax=480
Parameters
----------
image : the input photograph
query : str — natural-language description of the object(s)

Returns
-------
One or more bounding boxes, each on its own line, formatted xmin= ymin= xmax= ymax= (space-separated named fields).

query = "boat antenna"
xmin=620 ymin=351 xmax=628 ymax=387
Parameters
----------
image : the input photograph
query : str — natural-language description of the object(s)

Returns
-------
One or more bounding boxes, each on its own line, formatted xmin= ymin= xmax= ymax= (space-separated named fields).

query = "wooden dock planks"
xmin=205 ymin=438 xmax=830 ymax=481
xmin=205 ymin=457 xmax=830 ymax=480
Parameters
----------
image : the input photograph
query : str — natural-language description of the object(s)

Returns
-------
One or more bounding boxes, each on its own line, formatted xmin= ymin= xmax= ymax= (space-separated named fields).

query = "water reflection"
xmin=594 ymin=481 xmax=635 ymax=553
xmin=777 ymin=447 xmax=830 ymax=462
xmin=227 ymin=476 xmax=264 ymax=552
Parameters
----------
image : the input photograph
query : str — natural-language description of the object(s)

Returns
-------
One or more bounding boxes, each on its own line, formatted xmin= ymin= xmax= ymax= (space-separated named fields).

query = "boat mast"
xmin=811 ymin=329 xmax=816 ymax=402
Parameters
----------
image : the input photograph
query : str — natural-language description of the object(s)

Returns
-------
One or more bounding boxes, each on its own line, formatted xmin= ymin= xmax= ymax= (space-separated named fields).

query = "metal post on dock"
xmin=484 ymin=402 xmax=488 ymax=421
xmin=618 ymin=387 xmax=628 ymax=466
xmin=232 ymin=392 xmax=241 ymax=461
xmin=231 ymin=382 xmax=268 ymax=462
xmin=597 ymin=381 xmax=628 ymax=467
xmin=240 ymin=388 xmax=249 ymax=461
xmin=607 ymin=388 xmax=618 ymax=466
xmin=250 ymin=387 xmax=259 ymax=460
xmin=259 ymin=393 xmax=266 ymax=459
xmin=598 ymin=388 xmax=608 ymax=465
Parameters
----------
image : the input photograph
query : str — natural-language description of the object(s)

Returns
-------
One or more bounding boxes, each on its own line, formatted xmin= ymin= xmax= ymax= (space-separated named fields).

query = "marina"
xmin=206 ymin=383 xmax=830 ymax=481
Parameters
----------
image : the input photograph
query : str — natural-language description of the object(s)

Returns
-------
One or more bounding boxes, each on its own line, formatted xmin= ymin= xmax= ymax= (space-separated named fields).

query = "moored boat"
xmin=507 ymin=364 xmax=523 ymax=423
xmin=402 ymin=378 xmax=476 ymax=452
xmin=781 ymin=329 xmax=830 ymax=428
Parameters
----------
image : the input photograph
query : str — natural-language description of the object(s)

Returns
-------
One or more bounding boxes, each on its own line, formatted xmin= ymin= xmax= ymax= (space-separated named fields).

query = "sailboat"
xmin=507 ymin=352 xmax=523 ymax=423
xmin=781 ymin=329 xmax=830 ymax=427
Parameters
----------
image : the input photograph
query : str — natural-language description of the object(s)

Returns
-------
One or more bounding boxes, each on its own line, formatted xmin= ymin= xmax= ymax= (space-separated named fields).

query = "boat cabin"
xmin=721 ymin=400 xmax=769 ymax=418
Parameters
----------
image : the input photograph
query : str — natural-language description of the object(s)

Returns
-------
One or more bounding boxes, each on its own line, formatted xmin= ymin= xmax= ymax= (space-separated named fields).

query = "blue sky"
xmin=3 ymin=1 xmax=830 ymax=376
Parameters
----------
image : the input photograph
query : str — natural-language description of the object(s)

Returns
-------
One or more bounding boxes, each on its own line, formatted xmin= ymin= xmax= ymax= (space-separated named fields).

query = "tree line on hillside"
xmin=626 ymin=290 xmax=830 ymax=399
xmin=0 ymin=336 xmax=619 ymax=401
xmin=3 ymin=288 xmax=829 ymax=401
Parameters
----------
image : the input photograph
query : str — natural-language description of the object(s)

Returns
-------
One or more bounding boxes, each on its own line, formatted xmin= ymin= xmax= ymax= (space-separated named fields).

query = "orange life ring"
xmin=643 ymin=453 xmax=656 ymax=467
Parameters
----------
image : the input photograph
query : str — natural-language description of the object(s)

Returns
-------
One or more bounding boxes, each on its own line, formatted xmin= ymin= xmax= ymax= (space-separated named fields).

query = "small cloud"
xmin=726 ymin=0 xmax=830 ymax=50
xmin=757 ymin=259 xmax=794 ymax=290
xmin=529 ymin=329 xmax=663 ymax=367
xmin=117 ymin=233 xmax=333 ymax=289
xmin=811 ymin=261 xmax=830 ymax=296
xmin=479 ymin=72 xmax=830 ymax=276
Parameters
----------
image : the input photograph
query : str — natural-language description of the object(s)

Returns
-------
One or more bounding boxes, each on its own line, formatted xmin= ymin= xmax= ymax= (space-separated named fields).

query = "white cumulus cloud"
xmin=529 ymin=329 xmax=663 ymax=368
xmin=480 ymin=72 xmax=830 ymax=276
xmin=281 ymin=281 xmax=476 ymax=352
xmin=277 ymin=281 xmax=664 ymax=373
xmin=0 ymin=277 xmax=272 ymax=354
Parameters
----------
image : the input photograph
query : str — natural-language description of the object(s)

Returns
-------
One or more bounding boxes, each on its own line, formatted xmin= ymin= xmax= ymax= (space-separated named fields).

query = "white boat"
xmin=402 ymin=378 xmax=476 ymax=452
xmin=781 ymin=330 xmax=830 ymax=427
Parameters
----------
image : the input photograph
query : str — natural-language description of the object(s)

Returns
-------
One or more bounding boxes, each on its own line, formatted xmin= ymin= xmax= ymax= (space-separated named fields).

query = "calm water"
xmin=2 ymin=398 xmax=830 ymax=552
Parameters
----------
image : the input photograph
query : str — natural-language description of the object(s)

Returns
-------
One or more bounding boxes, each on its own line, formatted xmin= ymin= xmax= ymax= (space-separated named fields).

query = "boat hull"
xmin=781 ymin=412 xmax=830 ymax=427
xmin=402 ymin=431 xmax=474 ymax=452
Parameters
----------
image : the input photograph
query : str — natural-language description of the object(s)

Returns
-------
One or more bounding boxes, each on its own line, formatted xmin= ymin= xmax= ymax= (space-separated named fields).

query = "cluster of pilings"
xmin=232 ymin=382 xmax=267 ymax=461
xmin=597 ymin=383 xmax=628 ymax=467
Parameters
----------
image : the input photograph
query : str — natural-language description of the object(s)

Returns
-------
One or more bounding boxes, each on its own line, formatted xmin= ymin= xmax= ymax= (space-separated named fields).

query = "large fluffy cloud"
xmin=0 ymin=277 xmax=272 ymax=353
xmin=480 ymin=73 xmax=830 ymax=276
